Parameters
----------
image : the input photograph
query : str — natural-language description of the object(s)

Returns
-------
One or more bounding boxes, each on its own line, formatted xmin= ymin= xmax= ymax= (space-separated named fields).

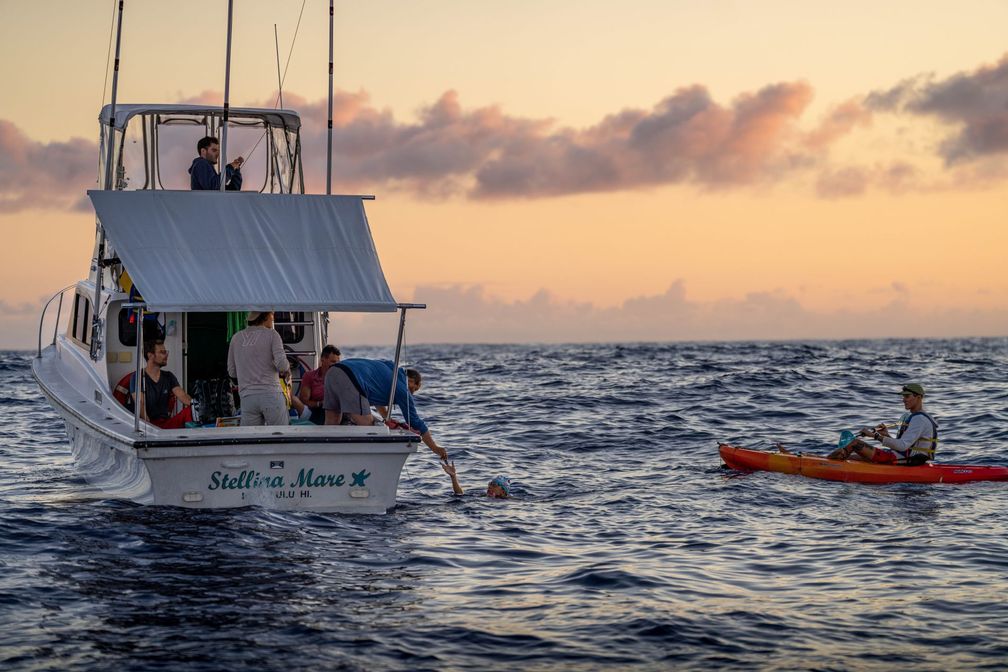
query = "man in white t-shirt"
xmin=828 ymin=383 xmax=938 ymax=465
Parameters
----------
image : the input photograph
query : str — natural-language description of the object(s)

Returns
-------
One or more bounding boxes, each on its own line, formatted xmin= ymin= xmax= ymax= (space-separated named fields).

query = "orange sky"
xmin=1 ymin=1 xmax=1006 ymax=347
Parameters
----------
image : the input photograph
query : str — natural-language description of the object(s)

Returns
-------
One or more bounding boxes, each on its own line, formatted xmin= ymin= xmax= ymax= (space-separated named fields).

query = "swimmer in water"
xmin=441 ymin=462 xmax=511 ymax=498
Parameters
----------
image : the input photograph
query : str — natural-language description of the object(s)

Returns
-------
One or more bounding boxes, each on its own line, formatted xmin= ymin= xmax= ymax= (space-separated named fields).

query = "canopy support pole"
xmin=384 ymin=303 xmax=426 ymax=421
xmin=92 ymin=0 xmax=125 ymax=361
xmin=132 ymin=303 xmax=145 ymax=434
xmin=220 ymin=0 xmax=234 ymax=192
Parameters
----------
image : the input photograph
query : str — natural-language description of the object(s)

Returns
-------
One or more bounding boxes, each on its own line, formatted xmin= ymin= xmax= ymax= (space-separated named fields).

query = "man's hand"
xmin=875 ymin=423 xmax=891 ymax=438
xmin=230 ymin=156 xmax=244 ymax=169
xmin=431 ymin=444 xmax=448 ymax=462
xmin=441 ymin=461 xmax=457 ymax=478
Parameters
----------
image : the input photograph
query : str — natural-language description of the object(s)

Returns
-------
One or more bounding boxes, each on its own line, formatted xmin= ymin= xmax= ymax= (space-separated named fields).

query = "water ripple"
xmin=1 ymin=340 xmax=1007 ymax=669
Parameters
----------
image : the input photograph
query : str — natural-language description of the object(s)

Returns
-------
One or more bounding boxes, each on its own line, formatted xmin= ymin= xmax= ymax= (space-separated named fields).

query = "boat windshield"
xmin=98 ymin=106 xmax=303 ymax=194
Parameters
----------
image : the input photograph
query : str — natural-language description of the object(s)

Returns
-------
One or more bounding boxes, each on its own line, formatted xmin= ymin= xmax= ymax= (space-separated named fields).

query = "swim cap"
xmin=488 ymin=475 xmax=511 ymax=497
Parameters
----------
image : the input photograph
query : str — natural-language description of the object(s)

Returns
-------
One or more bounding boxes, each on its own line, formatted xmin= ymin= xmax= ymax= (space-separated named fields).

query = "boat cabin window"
xmin=70 ymin=292 xmax=92 ymax=346
xmin=103 ymin=108 xmax=303 ymax=194
xmin=117 ymin=308 xmax=165 ymax=347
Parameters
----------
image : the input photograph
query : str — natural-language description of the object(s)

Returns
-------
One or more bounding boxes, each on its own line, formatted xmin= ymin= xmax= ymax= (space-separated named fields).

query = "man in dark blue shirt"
xmin=188 ymin=135 xmax=244 ymax=190
xmin=323 ymin=359 xmax=448 ymax=462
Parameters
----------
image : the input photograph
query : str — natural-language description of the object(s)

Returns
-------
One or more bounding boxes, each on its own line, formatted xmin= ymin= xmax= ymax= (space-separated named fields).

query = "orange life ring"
xmin=113 ymin=372 xmax=133 ymax=406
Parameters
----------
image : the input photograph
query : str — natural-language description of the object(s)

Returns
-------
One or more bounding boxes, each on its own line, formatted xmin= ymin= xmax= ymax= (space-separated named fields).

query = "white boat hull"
xmin=34 ymin=342 xmax=420 ymax=513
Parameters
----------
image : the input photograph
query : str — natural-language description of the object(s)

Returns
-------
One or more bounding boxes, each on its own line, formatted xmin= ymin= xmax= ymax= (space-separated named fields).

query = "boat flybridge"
xmin=31 ymin=103 xmax=426 ymax=513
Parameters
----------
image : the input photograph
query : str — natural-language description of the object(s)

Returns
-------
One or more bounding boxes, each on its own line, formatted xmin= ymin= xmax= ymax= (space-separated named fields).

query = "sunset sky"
xmin=1 ymin=0 xmax=1006 ymax=347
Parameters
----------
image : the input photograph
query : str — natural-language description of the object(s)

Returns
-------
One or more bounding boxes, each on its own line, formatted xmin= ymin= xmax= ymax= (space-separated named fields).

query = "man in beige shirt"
xmin=227 ymin=311 xmax=290 ymax=426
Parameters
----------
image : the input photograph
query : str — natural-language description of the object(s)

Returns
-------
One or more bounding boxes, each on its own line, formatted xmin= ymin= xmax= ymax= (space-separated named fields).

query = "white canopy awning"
xmin=88 ymin=191 xmax=397 ymax=312
xmin=99 ymin=104 xmax=301 ymax=130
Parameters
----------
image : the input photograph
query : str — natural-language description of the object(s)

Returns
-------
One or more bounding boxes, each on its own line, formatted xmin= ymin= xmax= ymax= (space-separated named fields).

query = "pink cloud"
xmin=3 ymin=53 xmax=1007 ymax=213
xmin=0 ymin=121 xmax=96 ymax=212
xmin=322 ymin=282 xmax=1008 ymax=345
xmin=803 ymin=98 xmax=873 ymax=149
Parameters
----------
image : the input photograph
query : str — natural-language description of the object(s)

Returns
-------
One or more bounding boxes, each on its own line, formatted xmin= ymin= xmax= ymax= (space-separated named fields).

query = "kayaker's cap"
xmin=487 ymin=475 xmax=511 ymax=498
xmin=900 ymin=383 xmax=925 ymax=397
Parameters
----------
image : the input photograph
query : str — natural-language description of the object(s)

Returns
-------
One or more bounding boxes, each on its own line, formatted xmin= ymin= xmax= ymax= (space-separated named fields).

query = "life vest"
xmin=118 ymin=269 xmax=134 ymax=294
xmin=896 ymin=411 xmax=938 ymax=459
xmin=279 ymin=376 xmax=292 ymax=409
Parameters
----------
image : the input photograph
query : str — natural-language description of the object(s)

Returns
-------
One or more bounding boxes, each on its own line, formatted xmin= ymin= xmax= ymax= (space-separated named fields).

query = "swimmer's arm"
xmin=442 ymin=461 xmax=464 ymax=495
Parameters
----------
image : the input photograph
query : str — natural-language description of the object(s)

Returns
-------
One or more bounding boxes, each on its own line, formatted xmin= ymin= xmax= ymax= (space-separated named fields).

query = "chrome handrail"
xmin=37 ymin=284 xmax=77 ymax=358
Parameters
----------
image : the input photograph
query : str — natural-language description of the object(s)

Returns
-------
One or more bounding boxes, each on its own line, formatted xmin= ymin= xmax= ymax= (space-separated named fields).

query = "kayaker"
xmin=826 ymin=383 xmax=938 ymax=465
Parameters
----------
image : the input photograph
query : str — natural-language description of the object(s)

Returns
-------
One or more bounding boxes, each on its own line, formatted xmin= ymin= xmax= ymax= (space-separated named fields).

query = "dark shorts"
xmin=323 ymin=367 xmax=370 ymax=416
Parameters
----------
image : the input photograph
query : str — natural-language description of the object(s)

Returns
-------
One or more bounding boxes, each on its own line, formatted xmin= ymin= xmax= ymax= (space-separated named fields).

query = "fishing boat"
xmin=31 ymin=3 xmax=426 ymax=513
xmin=719 ymin=444 xmax=1008 ymax=485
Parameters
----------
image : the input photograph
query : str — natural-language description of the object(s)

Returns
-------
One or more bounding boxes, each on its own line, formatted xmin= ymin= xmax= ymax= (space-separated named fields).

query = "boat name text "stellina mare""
xmin=208 ymin=468 xmax=372 ymax=491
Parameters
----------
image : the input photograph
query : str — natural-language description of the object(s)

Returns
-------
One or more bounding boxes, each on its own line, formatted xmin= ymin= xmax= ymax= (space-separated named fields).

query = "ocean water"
xmin=2 ymin=339 xmax=1008 ymax=671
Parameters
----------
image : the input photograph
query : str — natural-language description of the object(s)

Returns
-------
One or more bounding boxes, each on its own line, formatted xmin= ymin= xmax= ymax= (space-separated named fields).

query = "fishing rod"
xmin=220 ymin=0 xmax=234 ymax=192
xmin=326 ymin=0 xmax=334 ymax=194
xmin=92 ymin=0 xmax=125 ymax=361
xmin=241 ymin=0 xmax=307 ymax=164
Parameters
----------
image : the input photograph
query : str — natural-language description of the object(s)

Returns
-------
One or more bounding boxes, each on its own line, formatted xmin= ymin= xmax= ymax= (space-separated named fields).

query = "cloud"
xmin=323 ymin=282 xmax=1008 ymax=345
xmin=0 ymin=81 xmax=829 ymax=211
xmin=2 ymin=282 xmax=1004 ymax=349
xmin=319 ymin=82 xmax=820 ymax=197
xmin=816 ymin=167 xmax=869 ymax=198
xmin=0 ymin=121 xmax=97 ymax=212
xmin=812 ymin=160 xmax=919 ymax=198
xmin=866 ymin=53 xmax=1008 ymax=165
xmin=467 ymin=82 xmax=821 ymax=198
xmin=803 ymin=98 xmax=873 ymax=149
xmin=0 ymin=298 xmax=42 ymax=317
xmin=4 ymin=53 xmax=1008 ymax=212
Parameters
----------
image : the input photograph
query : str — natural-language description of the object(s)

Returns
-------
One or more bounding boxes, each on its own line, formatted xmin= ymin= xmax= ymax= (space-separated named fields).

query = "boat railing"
xmin=37 ymin=284 xmax=78 ymax=358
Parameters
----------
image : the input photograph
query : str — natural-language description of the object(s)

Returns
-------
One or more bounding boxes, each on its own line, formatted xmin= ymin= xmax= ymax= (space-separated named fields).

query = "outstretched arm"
xmin=441 ymin=461 xmax=464 ymax=495
xmin=421 ymin=430 xmax=448 ymax=462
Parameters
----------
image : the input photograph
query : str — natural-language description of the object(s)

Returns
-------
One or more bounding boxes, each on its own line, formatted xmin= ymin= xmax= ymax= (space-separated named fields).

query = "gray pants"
xmin=324 ymin=366 xmax=371 ymax=416
xmin=240 ymin=389 xmax=289 ymax=426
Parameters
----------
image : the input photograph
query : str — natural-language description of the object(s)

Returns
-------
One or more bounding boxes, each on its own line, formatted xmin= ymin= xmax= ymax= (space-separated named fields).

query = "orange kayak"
xmin=719 ymin=444 xmax=1008 ymax=485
